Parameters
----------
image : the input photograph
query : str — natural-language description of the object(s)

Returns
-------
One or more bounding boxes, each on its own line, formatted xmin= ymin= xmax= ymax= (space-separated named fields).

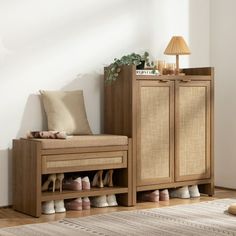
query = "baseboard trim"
xmin=0 ymin=205 xmax=12 ymax=209
xmin=215 ymin=186 xmax=236 ymax=191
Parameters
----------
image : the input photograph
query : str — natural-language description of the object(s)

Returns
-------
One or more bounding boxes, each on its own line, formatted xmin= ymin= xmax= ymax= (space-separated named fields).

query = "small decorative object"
xmin=164 ymin=36 xmax=191 ymax=75
xmin=105 ymin=52 xmax=155 ymax=82
xmin=228 ymin=203 xmax=236 ymax=215
xmin=27 ymin=130 xmax=67 ymax=139
xmin=157 ymin=60 xmax=165 ymax=75
xmin=163 ymin=63 xmax=176 ymax=75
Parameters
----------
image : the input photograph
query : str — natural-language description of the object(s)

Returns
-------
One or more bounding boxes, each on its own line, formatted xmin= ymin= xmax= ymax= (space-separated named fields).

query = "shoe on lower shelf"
xmin=159 ymin=189 xmax=169 ymax=201
xmin=42 ymin=200 xmax=55 ymax=214
xmin=82 ymin=197 xmax=91 ymax=210
xmin=63 ymin=177 xmax=82 ymax=191
xmin=170 ymin=186 xmax=190 ymax=199
xmin=54 ymin=200 xmax=66 ymax=213
xmin=189 ymin=185 xmax=200 ymax=198
xmin=90 ymin=195 xmax=108 ymax=208
xmin=65 ymin=198 xmax=82 ymax=211
xmin=107 ymin=195 xmax=118 ymax=206
xmin=140 ymin=190 xmax=159 ymax=202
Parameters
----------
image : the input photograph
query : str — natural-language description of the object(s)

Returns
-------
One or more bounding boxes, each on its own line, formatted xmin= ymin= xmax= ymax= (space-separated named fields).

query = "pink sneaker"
xmin=159 ymin=189 xmax=169 ymax=201
xmin=63 ymin=177 xmax=82 ymax=191
xmin=82 ymin=176 xmax=90 ymax=190
xmin=82 ymin=197 xmax=91 ymax=210
xmin=141 ymin=190 xmax=159 ymax=202
xmin=65 ymin=198 xmax=82 ymax=211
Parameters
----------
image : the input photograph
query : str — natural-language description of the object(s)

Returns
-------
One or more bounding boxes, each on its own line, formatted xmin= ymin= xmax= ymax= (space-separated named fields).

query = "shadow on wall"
xmin=17 ymin=72 xmax=103 ymax=138
xmin=188 ymin=0 xmax=210 ymax=67
xmin=17 ymin=94 xmax=47 ymax=138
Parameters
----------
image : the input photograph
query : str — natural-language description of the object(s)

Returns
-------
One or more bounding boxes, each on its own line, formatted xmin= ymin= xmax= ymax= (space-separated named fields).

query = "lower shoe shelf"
xmin=42 ymin=186 xmax=128 ymax=201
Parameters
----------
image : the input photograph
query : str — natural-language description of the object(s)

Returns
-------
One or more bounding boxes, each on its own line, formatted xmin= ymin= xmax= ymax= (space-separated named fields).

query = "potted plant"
xmin=105 ymin=52 xmax=154 ymax=82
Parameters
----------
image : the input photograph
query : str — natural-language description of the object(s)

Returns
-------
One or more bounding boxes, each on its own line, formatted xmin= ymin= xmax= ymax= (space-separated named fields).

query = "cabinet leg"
xmin=199 ymin=183 xmax=214 ymax=196
xmin=117 ymin=193 xmax=134 ymax=207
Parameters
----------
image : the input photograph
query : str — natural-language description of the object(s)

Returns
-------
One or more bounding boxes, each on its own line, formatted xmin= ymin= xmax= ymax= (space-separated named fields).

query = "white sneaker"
xmin=107 ymin=195 xmax=118 ymax=206
xmin=54 ymin=200 xmax=66 ymax=213
xmin=90 ymin=195 xmax=108 ymax=208
xmin=42 ymin=200 xmax=55 ymax=214
xmin=170 ymin=186 xmax=190 ymax=199
xmin=189 ymin=185 xmax=200 ymax=198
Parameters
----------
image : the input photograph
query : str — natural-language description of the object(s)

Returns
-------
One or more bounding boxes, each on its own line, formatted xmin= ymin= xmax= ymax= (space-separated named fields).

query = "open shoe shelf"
xmin=42 ymin=186 xmax=128 ymax=201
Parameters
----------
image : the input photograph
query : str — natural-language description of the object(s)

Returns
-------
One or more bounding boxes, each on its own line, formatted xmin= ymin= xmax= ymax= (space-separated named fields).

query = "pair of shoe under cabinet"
xmin=13 ymin=135 xmax=133 ymax=217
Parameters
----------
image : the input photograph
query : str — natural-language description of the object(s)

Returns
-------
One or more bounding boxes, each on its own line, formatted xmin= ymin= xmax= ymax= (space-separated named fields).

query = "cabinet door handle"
xmin=180 ymin=79 xmax=191 ymax=82
xmin=159 ymin=79 xmax=169 ymax=83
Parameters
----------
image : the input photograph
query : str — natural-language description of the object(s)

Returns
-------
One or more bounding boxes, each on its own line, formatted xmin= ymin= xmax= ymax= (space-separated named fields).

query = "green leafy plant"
xmin=105 ymin=52 xmax=155 ymax=82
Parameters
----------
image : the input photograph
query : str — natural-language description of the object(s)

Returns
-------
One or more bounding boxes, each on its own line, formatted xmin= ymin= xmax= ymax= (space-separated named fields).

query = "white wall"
xmin=0 ymin=0 xmax=210 ymax=206
xmin=211 ymin=0 xmax=236 ymax=189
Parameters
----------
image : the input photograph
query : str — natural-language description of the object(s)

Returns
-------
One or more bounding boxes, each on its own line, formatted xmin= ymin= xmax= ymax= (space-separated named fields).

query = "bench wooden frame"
xmin=13 ymin=138 xmax=134 ymax=217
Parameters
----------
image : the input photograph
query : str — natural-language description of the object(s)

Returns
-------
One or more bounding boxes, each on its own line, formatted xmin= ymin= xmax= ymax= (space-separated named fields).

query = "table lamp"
xmin=164 ymin=36 xmax=191 ymax=75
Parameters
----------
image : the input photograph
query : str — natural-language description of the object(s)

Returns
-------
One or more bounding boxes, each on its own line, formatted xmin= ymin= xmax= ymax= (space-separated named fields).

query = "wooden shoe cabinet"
xmin=104 ymin=66 xmax=214 ymax=204
xmin=13 ymin=136 xmax=133 ymax=217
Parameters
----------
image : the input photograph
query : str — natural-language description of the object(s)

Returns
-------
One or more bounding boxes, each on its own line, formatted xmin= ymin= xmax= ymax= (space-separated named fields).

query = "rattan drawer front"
xmin=42 ymin=151 xmax=127 ymax=174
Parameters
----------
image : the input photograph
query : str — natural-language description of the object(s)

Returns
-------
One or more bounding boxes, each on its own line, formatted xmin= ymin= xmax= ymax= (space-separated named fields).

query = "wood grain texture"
xmin=13 ymin=139 xmax=42 ymax=217
xmin=104 ymin=65 xmax=214 ymax=200
xmin=104 ymin=66 xmax=133 ymax=137
xmin=13 ymin=137 xmax=131 ymax=217
xmin=42 ymin=187 xmax=128 ymax=202
xmin=41 ymin=145 xmax=128 ymax=155
xmin=181 ymin=67 xmax=213 ymax=76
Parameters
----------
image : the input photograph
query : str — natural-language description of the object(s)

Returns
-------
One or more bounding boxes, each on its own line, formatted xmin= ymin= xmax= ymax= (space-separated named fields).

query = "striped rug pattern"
xmin=1 ymin=199 xmax=236 ymax=236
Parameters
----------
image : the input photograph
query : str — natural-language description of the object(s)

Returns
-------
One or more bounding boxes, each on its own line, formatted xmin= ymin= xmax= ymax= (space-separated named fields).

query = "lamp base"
xmin=175 ymin=54 xmax=179 ymax=75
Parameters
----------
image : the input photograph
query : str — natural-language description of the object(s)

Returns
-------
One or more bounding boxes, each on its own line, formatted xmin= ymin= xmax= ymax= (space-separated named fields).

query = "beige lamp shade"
xmin=164 ymin=36 xmax=191 ymax=74
xmin=164 ymin=36 xmax=191 ymax=55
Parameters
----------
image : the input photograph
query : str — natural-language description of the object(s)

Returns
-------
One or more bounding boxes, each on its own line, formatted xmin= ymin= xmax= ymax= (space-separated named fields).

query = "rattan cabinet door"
xmin=137 ymin=80 xmax=174 ymax=186
xmin=175 ymin=80 xmax=211 ymax=181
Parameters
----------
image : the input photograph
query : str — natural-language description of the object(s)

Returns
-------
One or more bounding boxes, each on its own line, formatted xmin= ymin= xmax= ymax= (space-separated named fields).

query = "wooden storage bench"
xmin=13 ymin=135 xmax=133 ymax=217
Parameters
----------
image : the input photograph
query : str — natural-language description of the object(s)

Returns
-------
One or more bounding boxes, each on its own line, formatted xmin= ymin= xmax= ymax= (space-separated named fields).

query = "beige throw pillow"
xmin=40 ymin=90 xmax=92 ymax=135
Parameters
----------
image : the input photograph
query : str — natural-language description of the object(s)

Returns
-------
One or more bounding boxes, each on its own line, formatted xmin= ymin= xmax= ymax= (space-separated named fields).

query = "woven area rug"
xmin=1 ymin=199 xmax=236 ymax=236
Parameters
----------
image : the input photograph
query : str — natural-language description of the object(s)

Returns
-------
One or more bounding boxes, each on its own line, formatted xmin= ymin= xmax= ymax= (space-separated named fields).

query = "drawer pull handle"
xmin=159 ymin=79 xmax=168 ymax=83
xmin=180 ymin=79 xmax=191 ymax=82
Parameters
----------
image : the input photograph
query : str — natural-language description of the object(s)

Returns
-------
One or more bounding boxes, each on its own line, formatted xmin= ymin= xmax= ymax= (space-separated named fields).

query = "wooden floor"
xmin=0 ymin=188 xmax=236 ymax=228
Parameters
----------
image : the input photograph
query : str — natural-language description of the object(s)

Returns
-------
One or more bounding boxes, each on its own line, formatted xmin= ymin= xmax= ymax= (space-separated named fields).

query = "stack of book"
xmin=136 ymin=69 xmax=160 ymax=76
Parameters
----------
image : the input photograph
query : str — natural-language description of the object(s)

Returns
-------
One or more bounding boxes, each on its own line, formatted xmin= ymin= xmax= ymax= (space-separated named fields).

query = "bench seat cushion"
xmin=29 ymin=135 xmax=128 ymax=149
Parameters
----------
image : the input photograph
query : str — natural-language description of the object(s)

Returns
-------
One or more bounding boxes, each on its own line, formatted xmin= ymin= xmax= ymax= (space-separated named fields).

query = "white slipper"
xmin=170 ymin=186 xmax=190 ymax=199
xmin=189 ymin=185 xmax=200 ymax=198
xmin=107 ymin=195 xmax=118 ymax=206
xmin=54 ymin=200 xmax=66 ymax=213
xmin=42 ymin=200 xmax=55 ymax=214
xmin=90 ymin=195 xmax=108 ymax=208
